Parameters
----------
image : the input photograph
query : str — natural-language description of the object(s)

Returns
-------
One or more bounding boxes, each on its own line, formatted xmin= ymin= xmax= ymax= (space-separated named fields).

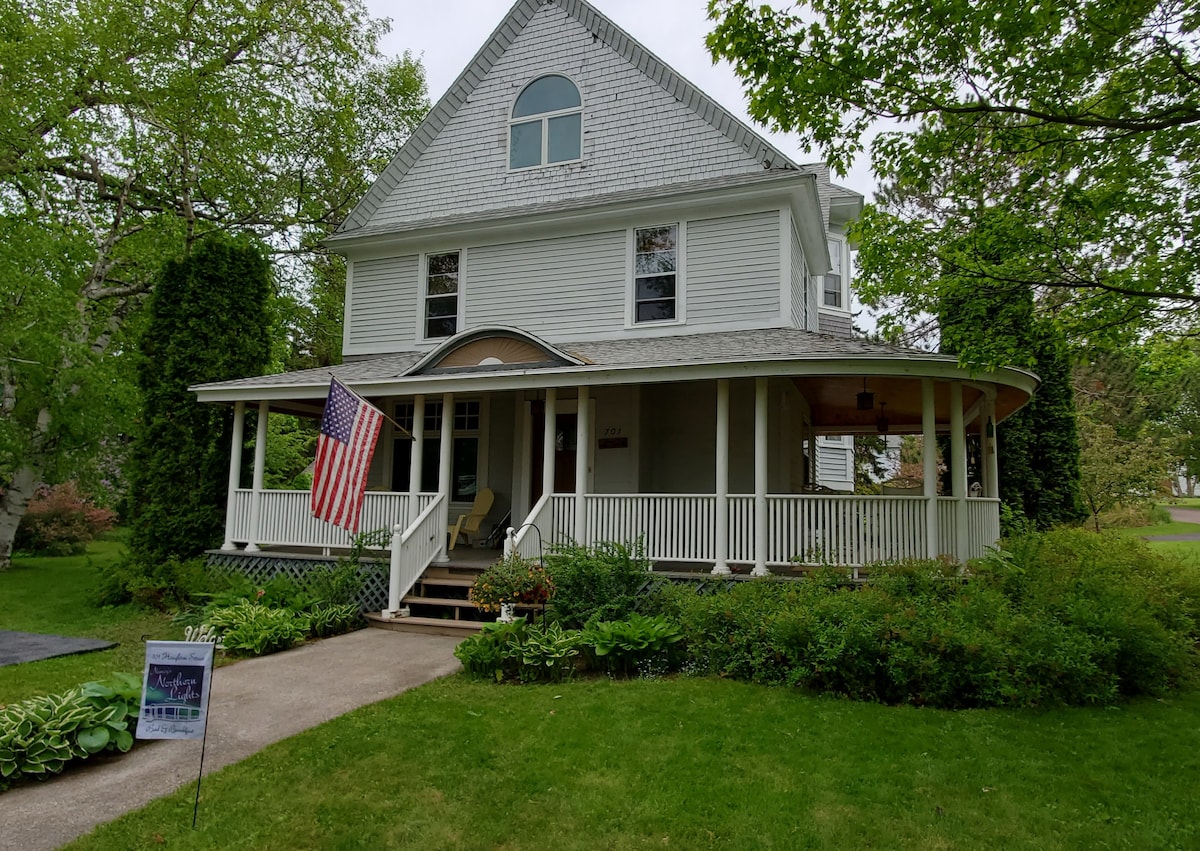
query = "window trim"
xmin=391 ymin=397 xmax=488 ymax=502
xmin=419 ymin=249 xmax=465 ymax=342
xmin=820 ymin=236 xmax=850 ymax=313
xmin=507 ymin=74 xmax=584 ymax=172
xmin=626 ymin=221 xmax=686 ymax=328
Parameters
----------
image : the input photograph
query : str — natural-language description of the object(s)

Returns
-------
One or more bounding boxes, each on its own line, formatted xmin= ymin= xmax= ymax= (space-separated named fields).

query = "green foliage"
xmin=127 ymin=235 xmax=273 ymax=567
xmin=542 ymin=540 xmax=653 ymax=628
xmin=206 ymin=602 xmax=307 ymax=657
xmin=258 ymin=416 xmax=318 ymax=490
xmin=1078 ymin=413 xmax=1169 ymax=530
xmin=469 ymin=555 xmax=555 ymax=612
xmin=652 ymin=530 xmax=1198 ymax=707
xmin=453 ymin=618 xmax=580 ymax=684
xmin=14 ymin=482 xmax=116 ymax=556
xmin=579 ymin=614 xmax=683 ymax=678
xmin=0 ymin=673 xmax=141 ymax=790
xmin=708 ymin=0 xmax=1200 ymax=347
xmin=305 ymin=603 xmax=363 ymax=639
xmin=92 ymin=555 xmax=223 ymax=609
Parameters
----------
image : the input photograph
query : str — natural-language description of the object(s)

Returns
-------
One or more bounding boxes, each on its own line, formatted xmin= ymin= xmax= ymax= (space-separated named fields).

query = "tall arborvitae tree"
xmin=939 ymin=281 xmax=1084 ymax=529
xmin=128 ymin=236 xmax=272 ymax=564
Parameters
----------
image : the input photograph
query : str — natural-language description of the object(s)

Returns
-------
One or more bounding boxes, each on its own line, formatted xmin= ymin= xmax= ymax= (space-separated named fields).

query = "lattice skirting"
xmin=205 ymin=551 xmax=389 ymax=612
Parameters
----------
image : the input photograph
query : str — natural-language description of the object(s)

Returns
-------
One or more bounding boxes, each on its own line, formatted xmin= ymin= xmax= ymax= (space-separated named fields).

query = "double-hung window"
xmin=509 ymin=75 xmax=582 ymax=170
xmin=633 ymin=224 xmax=678 ymax=323
xmin=824 ymin=238 xmax=844 ymax=308
xmin=424 ymin=251 xmax=460 ymax=339
xmin=391 ymin=399 xmax=481 ymax=501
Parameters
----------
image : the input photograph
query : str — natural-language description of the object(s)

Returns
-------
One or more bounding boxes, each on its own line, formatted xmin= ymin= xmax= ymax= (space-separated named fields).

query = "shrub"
xmin=469 ymin=555 xmax=555 ymax=612
xmin=579 ymin=613 xmax=683 ymax=677
xmin=454 ymin=618 xmax=581 ymax=683
xmin=543 ymin=540 xmax=653 ymax=628
xmin=0 ymin=673 xmax=141 ymax=791
xmin=14 ymin=482 xmax=116 ymax=556
xmin=93 ymin=554 xmax=225 ymax=609
xmin=206 ymin=601 xmax=307 ymax=657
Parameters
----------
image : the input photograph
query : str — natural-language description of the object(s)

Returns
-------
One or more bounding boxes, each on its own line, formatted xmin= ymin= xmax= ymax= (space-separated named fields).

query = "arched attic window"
xmin=509 ymin=74 xmax=582 ymax=170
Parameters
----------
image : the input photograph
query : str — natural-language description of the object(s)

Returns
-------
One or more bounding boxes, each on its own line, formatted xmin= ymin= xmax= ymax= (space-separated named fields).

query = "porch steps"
xmin=366 ymin=555 xmax=499 ymax=637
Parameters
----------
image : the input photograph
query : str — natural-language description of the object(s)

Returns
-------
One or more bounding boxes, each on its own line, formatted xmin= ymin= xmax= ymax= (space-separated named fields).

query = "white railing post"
xmin=922 ymin=378 xmax=938 ymax=559
xmin=752 ymin=377 xmax=770 ymax=577
xmin=435 ymin=392 xmax=453 ymax=563
xmin=245 ymin=400 xmax=269 ymax=553
xmin=713 ymin=379 xmax=731 ymax=575
xmin=575 ymin=386 xmax=590 ymax=545
xmin=408 ymin=395 xmax=425 ymax=525
xmin=384 ymin=523 xmax=404 ymax=617
xmin=222 ymin=400 xmax=246 ymax=550
xmin=950 ymin=382 xmax=968 ymax=562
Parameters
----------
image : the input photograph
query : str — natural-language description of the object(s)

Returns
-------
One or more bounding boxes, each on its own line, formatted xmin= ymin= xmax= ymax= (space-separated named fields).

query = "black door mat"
xmin=0 ymin=631 xmax=117 ymax=667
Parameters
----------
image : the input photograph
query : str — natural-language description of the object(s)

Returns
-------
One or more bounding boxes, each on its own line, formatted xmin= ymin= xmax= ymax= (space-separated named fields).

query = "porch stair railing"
xmin=386 ymin=493 xmax=447 ymax=613
xmin=505 ymin=492 xmax=556 ymax=561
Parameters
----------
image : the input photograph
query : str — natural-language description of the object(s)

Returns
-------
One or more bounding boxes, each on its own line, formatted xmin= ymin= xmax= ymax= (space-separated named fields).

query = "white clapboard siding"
xmin=816 ymin=438 xmax=855 ymax=492
xmin=346 ymin=255 xmax=418 ymax=350
xmin=790 ymin=222 xmax=810 ymax=329
xmin=466 ymin=231 xmax=626 ymax=335
xmin=686 ymin=211 xmax=781 ymax=326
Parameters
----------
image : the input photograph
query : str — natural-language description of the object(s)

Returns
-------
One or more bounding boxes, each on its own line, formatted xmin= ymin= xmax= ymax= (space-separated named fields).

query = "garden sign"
xmin=136 ymin=640 xmax=215 ymax=740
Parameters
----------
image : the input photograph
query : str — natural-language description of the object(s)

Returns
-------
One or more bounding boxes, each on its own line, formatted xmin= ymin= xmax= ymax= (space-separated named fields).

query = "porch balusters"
xmin=752 ymin=377 xmax=769 ymax=576
xmin=922 ymin=378 xmax=939 ymax=559
xmin=434 ymin=392 xmax=453 ymax=564
xmin=712 ymin=378 xmax=731 ymax=575
xmin=245 ymin=400 xmax=269 ymax=553
xmin=222 ymin=400 xmax=246 ymax=550
xmin=950 ymin=383 xmax=968 ymax=562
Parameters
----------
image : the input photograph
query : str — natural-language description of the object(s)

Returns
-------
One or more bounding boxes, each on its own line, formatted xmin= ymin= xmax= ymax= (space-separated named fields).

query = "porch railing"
xmin=387 ymin=494 xmax=447 ymax=613
xmin=229 ymin=489 xmax=437 ymax=549
xmin=507 ymin=492 xmax=557 ymax=561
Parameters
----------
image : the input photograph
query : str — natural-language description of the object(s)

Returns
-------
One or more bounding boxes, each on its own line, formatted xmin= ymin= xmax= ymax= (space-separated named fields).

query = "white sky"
xmin=365 ymin=0 xmax=877 ymax=200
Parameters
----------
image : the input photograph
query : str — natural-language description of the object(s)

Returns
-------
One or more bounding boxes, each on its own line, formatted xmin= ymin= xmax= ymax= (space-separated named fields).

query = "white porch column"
xmin=435 ymin=392 xmax=454 ymax=563
xmin=713 ymin=378 xmax=731 ymax=575
xmin=982 ymin=395 xmax=999 ymax=499
xmin=221 ymin=400 xmax=246 ymax=550
xmin=385 ymin=523 xmax=404 ymax=617
xmin=922 ymin=379 xmax=938 ymax=559
xmin=752 ymin=377 xmax=769 ymax=577
xmin=408 ymin=395 xmax=425 ymax=526
xmin=244 ymin=400 xmax=269 ymax=553
xmin=950 ymin=382 xmax=968 ymax=561
xmin=574 ymin=387 xmax=590 ymax=545
xmin=543 ymin=388 xmax=557 ymax=502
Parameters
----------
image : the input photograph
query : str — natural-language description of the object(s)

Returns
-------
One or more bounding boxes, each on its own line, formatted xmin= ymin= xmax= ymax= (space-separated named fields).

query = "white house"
xmin=192 ymin=0 xmax=1036 ymax=618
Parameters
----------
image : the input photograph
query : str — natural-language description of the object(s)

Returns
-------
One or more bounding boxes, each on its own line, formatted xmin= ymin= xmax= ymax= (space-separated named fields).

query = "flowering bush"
xmin=15 ymin=482 xmax=117 ymax=556
xmin=469 ymin=555 xmax=556 ymax=612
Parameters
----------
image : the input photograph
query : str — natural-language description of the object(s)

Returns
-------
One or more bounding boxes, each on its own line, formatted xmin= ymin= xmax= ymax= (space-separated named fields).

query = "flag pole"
xmin=328 ymin=374 xmax=413 ymax=440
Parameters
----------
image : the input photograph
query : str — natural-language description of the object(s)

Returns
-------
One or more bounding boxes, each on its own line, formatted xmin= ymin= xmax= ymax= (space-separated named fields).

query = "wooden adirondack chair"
xmin=447 ymin=487 xmax=495 ymax=550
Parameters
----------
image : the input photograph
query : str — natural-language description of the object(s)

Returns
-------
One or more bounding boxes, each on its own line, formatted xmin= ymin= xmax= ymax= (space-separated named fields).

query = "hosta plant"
xmin=580 ymin=613 xmax=684 ymax=676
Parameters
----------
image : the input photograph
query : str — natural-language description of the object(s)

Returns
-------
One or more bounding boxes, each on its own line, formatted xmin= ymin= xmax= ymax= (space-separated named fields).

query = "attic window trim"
xmin=508 ymin=74 xmax=584 ymax=171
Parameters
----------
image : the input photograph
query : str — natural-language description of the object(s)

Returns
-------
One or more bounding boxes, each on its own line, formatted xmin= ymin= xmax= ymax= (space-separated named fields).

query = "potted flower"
xmin=469 ymin=555 xmax=556 ymax=621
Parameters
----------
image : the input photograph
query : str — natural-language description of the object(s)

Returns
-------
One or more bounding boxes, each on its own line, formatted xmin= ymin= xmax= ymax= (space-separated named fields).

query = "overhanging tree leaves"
xmin=708 ymin=0 xmax=1200 ymax=351
xmin=0 ymin=0 xmax=428 ymax=567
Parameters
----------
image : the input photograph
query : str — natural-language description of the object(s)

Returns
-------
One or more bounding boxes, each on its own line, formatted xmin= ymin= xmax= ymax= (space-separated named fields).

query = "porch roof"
xmin=191 ymin=327 xmax=1038 ymax=428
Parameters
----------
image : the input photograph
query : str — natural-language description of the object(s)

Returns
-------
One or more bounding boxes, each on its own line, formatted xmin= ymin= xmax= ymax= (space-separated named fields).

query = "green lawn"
xmin=0 ymin=536 xmax=180 ymax=705
xmin=65 ymin=676 xmax=1200 ymax=850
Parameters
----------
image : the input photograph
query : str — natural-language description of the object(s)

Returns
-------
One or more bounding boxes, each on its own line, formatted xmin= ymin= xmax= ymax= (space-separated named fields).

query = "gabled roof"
xmin=338 ymin=0 xmax=802 ymax=236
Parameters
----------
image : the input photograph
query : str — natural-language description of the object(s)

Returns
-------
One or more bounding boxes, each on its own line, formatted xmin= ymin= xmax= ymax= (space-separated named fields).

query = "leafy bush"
xmin=543 ymin=540 xmax=653 ymax=628
xmin=579 ymin=613 xmax=683 ymax=677
xmin=14 ymin=482 xmax=116 ymax=556
xmin=454 ymin=618 xmax=581 ymax=683
xmin=469 ymin=555 xmax=555 ymax=612
xmin=0 ymin=673 xmax=141 ymax=791
xmin=93 ymin=554 xmax=226 ymax=609
xmin=306 ymin=603 xmax=363 ymax=638
xmin=206 ymin=601 xmax=307 ymax=657
xmin=648 ymin=530 xmax=1199 ymax=708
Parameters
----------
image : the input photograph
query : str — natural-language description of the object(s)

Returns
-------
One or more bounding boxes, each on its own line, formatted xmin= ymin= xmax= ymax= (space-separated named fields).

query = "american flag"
xmin=311 ymin=378 xmax=384 ymax=533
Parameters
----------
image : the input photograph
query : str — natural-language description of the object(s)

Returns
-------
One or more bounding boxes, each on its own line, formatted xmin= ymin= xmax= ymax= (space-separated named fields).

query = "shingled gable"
xmin=338 ymin=0 xmax=801 ymax=236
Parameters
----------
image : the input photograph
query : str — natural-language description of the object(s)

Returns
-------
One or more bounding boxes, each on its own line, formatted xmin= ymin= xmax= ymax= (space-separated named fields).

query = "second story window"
xmin=634 ymin=224 xmax=678 ymax=323
xmin=824 ymin=238 xmax=844 ymax=308
xmin=509 ymin=75 xmax=582 ymax=170
xmin=424 ymin=251 xmax=460 ymax=339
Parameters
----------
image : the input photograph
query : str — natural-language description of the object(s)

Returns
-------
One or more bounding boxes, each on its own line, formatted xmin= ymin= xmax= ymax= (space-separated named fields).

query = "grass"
xmin=1165 ymin=497 xmax=1200 ymax=509
xmin=64 ymin=675 xmax=1200 ymax=850
xmin=0 ymin=536 xmax=181 ymax=705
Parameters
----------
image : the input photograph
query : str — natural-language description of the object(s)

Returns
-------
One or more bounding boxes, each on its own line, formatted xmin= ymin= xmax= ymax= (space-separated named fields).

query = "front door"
xmin=530 ymin=402 xmax=576 ymax=503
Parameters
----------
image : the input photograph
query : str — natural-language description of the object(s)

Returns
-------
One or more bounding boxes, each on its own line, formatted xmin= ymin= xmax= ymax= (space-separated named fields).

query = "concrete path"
xmin=0 ymin=629 xmax=461 ymax=851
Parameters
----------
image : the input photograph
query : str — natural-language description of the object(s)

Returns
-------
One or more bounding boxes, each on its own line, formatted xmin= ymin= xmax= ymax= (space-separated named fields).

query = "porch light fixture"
xmin=856 ymin=378 xmax=875 ymax=411
xmin=876 ymin=402 xmax=889 ymax=434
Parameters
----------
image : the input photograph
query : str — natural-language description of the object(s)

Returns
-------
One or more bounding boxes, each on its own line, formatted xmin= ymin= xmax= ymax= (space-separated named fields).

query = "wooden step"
xmin=415 ymin=576 xmax=476 ymax=588
xmin=365 ymin=612 xmax=481 ymax=637
xmin=402 ymin=595 xmax=479 ymax=609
